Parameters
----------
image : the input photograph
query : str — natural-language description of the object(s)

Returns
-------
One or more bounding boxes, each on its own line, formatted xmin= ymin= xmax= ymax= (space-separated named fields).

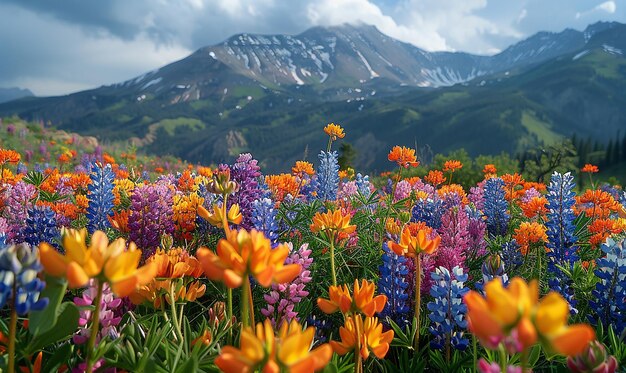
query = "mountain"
xmin=0 ymin=21 xmax=624 ymax=172
xmin=0 ymin=87 xmax=33 ymax=104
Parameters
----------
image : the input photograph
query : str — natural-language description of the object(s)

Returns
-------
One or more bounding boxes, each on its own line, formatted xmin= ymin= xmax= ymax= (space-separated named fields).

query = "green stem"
xmin=227 ymin=287 xmax=233 ymax=344
xmin=327 ymin=138 xmax=332 ymax=152
xmin=247 ymin=279 xmax=255 ymax=327
xmin=8 ymin=282 xmax=17 ymax=373
xmin=85 ymin=280 xmax=104 ymax=373
xmin=241 ymin=276 xmax=251 ymax=328
xmin=414 ymin=255 xmax=421 ymax=350
xmin=521 ymin=348 xmax=529 ymax=373
xmin=472 ymin=334 xmax=477 ymax=373
xmin=330 ymin=240 xmax=337 ymax=286
xmin=499 ymin=345 xmax=507 ymax=373
xmin=354 ymin=315 xmax=363 ymax=373
xmin=169 ymin=282 xmax=184 ymax=342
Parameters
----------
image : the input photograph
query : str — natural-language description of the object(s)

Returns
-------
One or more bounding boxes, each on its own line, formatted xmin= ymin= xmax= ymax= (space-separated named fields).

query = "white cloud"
xmin=517 ymin=9 xmax=528 ymax=23
xmin=596 ymin=1 xmax=616 ymax=14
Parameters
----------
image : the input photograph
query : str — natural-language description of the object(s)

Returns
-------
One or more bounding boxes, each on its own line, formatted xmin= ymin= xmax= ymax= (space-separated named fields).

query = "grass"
xmin=520 ymin=110 xmax=562 ymax=146
xmin=156 ymin=117 xmax=205 ymax=136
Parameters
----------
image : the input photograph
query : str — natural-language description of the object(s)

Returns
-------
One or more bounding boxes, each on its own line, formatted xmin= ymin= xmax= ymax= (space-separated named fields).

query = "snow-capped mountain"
xmin=113 ymin=21 xmax=622 ymax=96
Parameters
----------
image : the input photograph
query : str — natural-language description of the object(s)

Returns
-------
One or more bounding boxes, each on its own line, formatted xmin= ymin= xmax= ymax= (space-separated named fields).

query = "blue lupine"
xmin=0 ymin=243 xmax=48 ymax=315
xmin=316 ymin=150 xmax=339 ymax=201
xmin=483 ymin=178 xmax=509 ymax=236
xmin=86 ymin=163 xmax=115 ymax=233
xmin=501 ymin=239 xmax=523 ymax=272
xmin=589 ymin=238 xmax=626 ymax=335
xmin=545 ymin=172 xmax=579 ymax=313
xmin=355 ymin=173 xmax=372 ymax=197
xmin=252 ymin=197 xmax=279 ymax=246
xmin=411 ymin=197 xmax=445 ymax=229
xmin=427 ymin=266 xmax=469 ymax=351
xmin=378 ymin=241 xmax=410 ymax=328
xmin=23 ymin=205 xmax=59 ymax=249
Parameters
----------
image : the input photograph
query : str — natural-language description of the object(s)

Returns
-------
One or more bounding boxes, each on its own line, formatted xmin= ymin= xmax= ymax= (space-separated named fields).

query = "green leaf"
xmin=174 ymin=355 xmax=198 ymax=373
xmin=29 ymin=275 xmax=68 ymax=336
xmin=528 ymin=344 xmax=542 ymax=366
xmin=26 ymin=302 xmax=79 ymax=354
xmin=42 ymin=342 xmax=73 ymax=373
xmin=322 ymin=362 xmax=339 ymax=373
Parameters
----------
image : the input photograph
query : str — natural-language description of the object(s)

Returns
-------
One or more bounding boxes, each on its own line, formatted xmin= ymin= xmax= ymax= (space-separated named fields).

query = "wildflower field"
xmin=1 ymin=118 xmax=626 ymax=373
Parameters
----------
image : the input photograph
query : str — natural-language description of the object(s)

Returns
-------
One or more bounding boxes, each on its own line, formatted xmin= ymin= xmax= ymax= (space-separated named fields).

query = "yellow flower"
xmin=464 ymin=277 xmax=595 ymax=356
xmin=197 ymin=203 xmax=243 ymax=227
xmin=323 ymin=123 xmax=345 ymax=140
xmin=215 ymin=319 xmax=332 ymax=373
xmin=196 ymin=229 xmax=301 ymax=288
xmin=39 ymin=229 xmax=156 ymax=297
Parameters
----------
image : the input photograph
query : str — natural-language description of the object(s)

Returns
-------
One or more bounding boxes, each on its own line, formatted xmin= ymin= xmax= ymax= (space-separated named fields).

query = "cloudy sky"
xmin=1 ymin=0 xmax=623 ymax=96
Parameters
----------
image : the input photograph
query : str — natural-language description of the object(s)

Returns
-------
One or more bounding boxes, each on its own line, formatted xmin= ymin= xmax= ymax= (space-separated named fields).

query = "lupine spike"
xmin=86 ymin=163 xmax=115 ymax=233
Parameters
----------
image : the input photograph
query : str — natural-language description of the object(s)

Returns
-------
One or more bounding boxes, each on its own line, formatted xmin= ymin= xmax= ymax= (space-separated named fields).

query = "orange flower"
xmin=196 ymin=229 xmax=301 ymax=288
xmin=443 ymin=160 xmax=462 ymax=172
xmin=385 ymin=217 xmax=401 ymax=236
xmin=330 ymin=315 xmax=393 ymax=360
xmin=215 ymin=319 xmax=332 ymax=373
xmin=576 ymin=190 xmax=621 ymax=218
xmin=464 ymin=277 xmax=595 ymax=356
xmin=265 ymin=173 xmax=299 ymax=202
xmin=588 ymin=218 xmax=622 ymax=247
xmin=438 ymin=184 xmax=468 ymax=205
xmin=0 ymin=149 xmax=21 ymax=164
xmin=292 ymin=161 xmax=315 ymax=176
xmin=387 ymin=146 xmax=419 ymax=168
xmin=581 ymin=164 xmax=599 ymax=173
xmin=324 ymin=123 xmax=345 ymax=140
xmin=482 ymin=164 xmax=497 ymax=175
xmin=317 ymin=279 xmax=387 ymax=317
xmin=388 ymin=226 xmax=440 ymax=258
xmin=192 ymin=329 xmax=212 ymax=347
xmin=109 ymin=210 xmax=130 ymax=233
xmin=424 ymin=170 xmax=446 ymax=186
xmin=523 ymin=182 xmax=546 ymax=193
xmin=310 ymin=209 xmax=356 ymax=243
xmin=103 ymin=153 xmax=116 ymax=165
xmin=502 ymin=173 xmax=525 ymax=201
xmin=521 ymin=196 xmax=548 ymax=219
xmin=149 ymin=248 xmax=203 ymax=278
xmin=513 ymin=222 xmax=548 ymax=255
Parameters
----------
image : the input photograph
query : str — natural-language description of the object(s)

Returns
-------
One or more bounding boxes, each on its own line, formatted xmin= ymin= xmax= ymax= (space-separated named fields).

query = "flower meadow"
xmin=0 ymin=121 xmax=626 ymax=372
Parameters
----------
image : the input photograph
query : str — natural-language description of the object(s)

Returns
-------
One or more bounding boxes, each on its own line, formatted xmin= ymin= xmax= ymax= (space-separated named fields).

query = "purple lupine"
xmin=261 ymin=243 xmax=312 ymax=328
xmin=1 ymin=181 xmax=37 ymax=242
xmin=468 ymin=180 xmax=486 ymax=210
xmin=466 ymin=206 xmax=487 ymax=258
xmin=73 ymin=280 xmax=123 ymax=345
xmin=434 ymin=206 xmax=471 ymax=272
xmin=230 ymin=153 xmax=263 ymax=229
xmin=394 ymin=180 xmax=412 ymax=202
xmin=128 ymin=182 xmax=174 ymax=260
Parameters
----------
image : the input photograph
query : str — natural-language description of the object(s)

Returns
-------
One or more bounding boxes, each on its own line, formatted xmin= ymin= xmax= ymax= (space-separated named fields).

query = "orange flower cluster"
xmin=173 ymin=192 xmax=205 ymax=240
xmin=109 ymin=210 xmax=130 ymax=233
xmin=424 ymin=170 xmax=446 ymax=186
xmin=310 ymin=209 xmax=356 ymax=243
xmin=330 ymin=315 xmax=393 ymax=361
xmin=576 ymin=190 xmax=621 ymax=218
xmin=317 ymin=279 xmax=387 ymax=317
xmin=177 ymin=170 xmax=196 ymax=193
xmin=443 ymin=160 xmax=462 ymax=172
xmin=196 ymin=229 xmax=301 ymax=288
xmin=131 ymin=248 xmax=205 ymax=308
xmin=265 ymin=173 xmax=299 ymax=202
xmin=482 ymin=164 xmax=497 ymax=175
xmin=581 ymin=164 xmax=599 ymax=173
xmin=324 ymin=123 xmax=345 ymax=140
xmin=502 ymin=173 xmax=525 ymax=201
xmin=437 ymin=184 xmax=468 ymax=205
xmin=388 ymin=146 xmax=419 ymax=168
xmin=465 ymin=277 xmax=595 ymax=356
xmin=0 ymin=149 xmax=21 ymax=165
xmin=113 ymin=179 xmax=135 ymax=205
xmin=216 ymin=319 xmax=332 ymax=373
xmin=388 ymin=225 xmax=440 ymax=258
xmin=292 ymin=161 xmax=315 ymax=176
xmin=588 ymin=218 xmax=625 ymax=247
xmin=513 ymin=222 xmax=548 ymax=255
xmin=521 ymin=196 xmax=548 ymax=219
